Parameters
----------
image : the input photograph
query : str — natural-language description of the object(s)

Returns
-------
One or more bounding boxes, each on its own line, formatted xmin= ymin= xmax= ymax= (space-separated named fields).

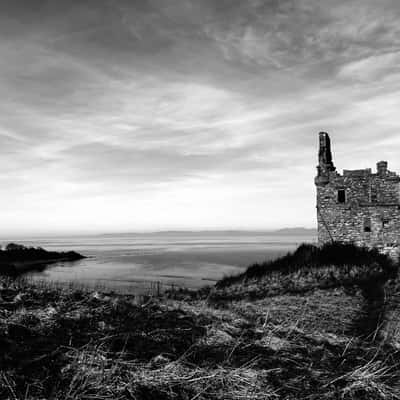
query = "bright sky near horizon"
xmin=1 ymin=0 xmax=400 ymax=235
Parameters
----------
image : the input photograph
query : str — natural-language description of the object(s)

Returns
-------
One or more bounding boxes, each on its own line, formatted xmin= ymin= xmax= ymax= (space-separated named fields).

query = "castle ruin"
xmin=315 ymin=132 xmax=400 ymax=254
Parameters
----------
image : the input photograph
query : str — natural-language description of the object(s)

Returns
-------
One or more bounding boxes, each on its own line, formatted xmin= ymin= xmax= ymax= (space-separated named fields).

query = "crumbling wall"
xmin=315 ymin=132 xmax=400 ymax=250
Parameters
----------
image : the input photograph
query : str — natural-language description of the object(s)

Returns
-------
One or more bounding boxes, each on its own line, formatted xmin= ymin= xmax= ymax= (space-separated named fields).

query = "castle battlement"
xmin=315 ymin=132 xmax=400 ymax=251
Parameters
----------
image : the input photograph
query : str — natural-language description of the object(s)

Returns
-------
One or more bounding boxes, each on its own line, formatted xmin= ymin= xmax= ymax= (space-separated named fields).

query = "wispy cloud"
xmin=0 ymin=0 xmax=399 ymax=234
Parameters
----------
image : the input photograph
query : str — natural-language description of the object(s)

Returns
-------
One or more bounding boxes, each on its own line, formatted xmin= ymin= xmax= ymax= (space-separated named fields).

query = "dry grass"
xmin=211 ymin=263 xmax=394 ymax=302
xmin=2 ymin=273 xmax=400 ymax=399
xmin=215 ymin=242 xmax=397 ymax=304
xmin=334 ymin=359 xmax=400 ymax=399
xmin=58 ymin=344 xmax=279 ymax=400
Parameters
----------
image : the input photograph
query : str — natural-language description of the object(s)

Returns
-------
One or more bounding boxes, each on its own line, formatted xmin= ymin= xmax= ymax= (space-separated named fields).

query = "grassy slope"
xmin=214 ymin=243 xmax=397 ymax=301
xmin=1 ymin=243 xmax=400 ymax=399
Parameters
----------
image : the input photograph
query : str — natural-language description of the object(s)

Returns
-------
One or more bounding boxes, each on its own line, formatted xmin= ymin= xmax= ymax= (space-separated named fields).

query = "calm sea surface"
xmin=1 ymin=232 xmax=316 ymax=293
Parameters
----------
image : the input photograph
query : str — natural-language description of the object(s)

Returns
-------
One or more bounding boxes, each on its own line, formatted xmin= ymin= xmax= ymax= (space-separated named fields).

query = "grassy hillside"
xmin=214 ymin=242 xmax=397 ymax=301
xmin=1 ymin=242 xmax=400 ymax=399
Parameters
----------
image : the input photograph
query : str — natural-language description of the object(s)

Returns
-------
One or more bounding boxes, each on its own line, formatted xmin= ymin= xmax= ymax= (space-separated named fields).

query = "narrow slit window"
xmin=337 ymin=189 xmax=346 ymax=203
xmin=364 ymin=217 xmax=371 ymax=233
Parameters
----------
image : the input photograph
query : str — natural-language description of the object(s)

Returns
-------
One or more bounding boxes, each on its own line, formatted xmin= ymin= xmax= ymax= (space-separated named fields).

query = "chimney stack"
xmin=377 ymin=161 xmax=388 ymax=176
xmin=315 ymin=132 xmax=335 ymax=186
xmin=318 ymin=132 xmax=335 ymax=172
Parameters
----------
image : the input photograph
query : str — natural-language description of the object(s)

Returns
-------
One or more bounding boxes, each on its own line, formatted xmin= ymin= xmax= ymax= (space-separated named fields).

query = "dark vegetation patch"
xmin=0 ymin=280 xmax=208 ymax=399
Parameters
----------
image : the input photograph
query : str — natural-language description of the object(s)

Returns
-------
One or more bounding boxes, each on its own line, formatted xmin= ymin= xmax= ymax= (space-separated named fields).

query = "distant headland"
xmin=0 ymin=243 xmax=85 ymax=276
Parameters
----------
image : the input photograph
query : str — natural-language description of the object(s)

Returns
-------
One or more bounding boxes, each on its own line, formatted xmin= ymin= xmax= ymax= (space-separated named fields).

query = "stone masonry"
xmin=315 ymin=132 xmax=400 ymax=254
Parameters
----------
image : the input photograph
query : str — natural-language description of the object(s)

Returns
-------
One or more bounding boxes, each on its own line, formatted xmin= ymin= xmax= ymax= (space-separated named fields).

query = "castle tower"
xmin=315 ymin=132 xmax=400 ymax=251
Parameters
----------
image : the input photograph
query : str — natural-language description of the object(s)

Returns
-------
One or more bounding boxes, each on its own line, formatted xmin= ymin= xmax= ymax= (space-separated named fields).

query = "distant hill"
xmin=99 ymin=228 xmax=317 ymax=237
xmin=272 ymin=227 xmax=317 ymax=236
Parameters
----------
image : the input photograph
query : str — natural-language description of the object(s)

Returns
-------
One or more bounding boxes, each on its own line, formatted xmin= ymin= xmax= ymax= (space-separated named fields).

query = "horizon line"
xmin=0 ymin=226 xmax=317 ymax=239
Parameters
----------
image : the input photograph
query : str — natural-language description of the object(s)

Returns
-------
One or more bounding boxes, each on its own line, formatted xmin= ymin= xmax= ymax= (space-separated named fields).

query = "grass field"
xmin=1 ymin=242 xmax=400 ymax=399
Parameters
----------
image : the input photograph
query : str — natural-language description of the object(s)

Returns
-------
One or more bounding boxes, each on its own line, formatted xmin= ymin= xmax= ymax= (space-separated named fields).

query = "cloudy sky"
xmin=1 ymin=0 xmax=400 ymax=235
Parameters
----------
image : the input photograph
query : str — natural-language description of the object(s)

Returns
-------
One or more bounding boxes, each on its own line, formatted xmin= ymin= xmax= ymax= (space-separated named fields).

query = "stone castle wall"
xmin=315 ymin=132 xmax=400 ymax=249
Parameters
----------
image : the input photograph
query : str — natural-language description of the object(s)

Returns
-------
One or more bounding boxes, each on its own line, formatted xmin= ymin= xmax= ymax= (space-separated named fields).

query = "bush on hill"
xmin=214 ymin=242 xmax=398 ymax=301
xmin=217 ymin=242 xmax=397 ymax=287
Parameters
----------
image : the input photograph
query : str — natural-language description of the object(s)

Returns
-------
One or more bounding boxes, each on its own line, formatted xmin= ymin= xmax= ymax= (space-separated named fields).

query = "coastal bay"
xmin=1 ymin=231 xmax=316 ymax=293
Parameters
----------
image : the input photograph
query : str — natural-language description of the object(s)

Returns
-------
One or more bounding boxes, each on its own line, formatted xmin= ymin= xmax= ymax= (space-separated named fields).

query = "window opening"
xmin=364 ymin=217 xmax=371 ymax=233
xmin=337 ymin=189 xmax=346 ymax=203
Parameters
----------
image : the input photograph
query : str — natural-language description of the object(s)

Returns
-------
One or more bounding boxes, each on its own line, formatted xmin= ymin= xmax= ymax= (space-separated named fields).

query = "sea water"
xmin=1 ymin=232 xmax=316 ymax=293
